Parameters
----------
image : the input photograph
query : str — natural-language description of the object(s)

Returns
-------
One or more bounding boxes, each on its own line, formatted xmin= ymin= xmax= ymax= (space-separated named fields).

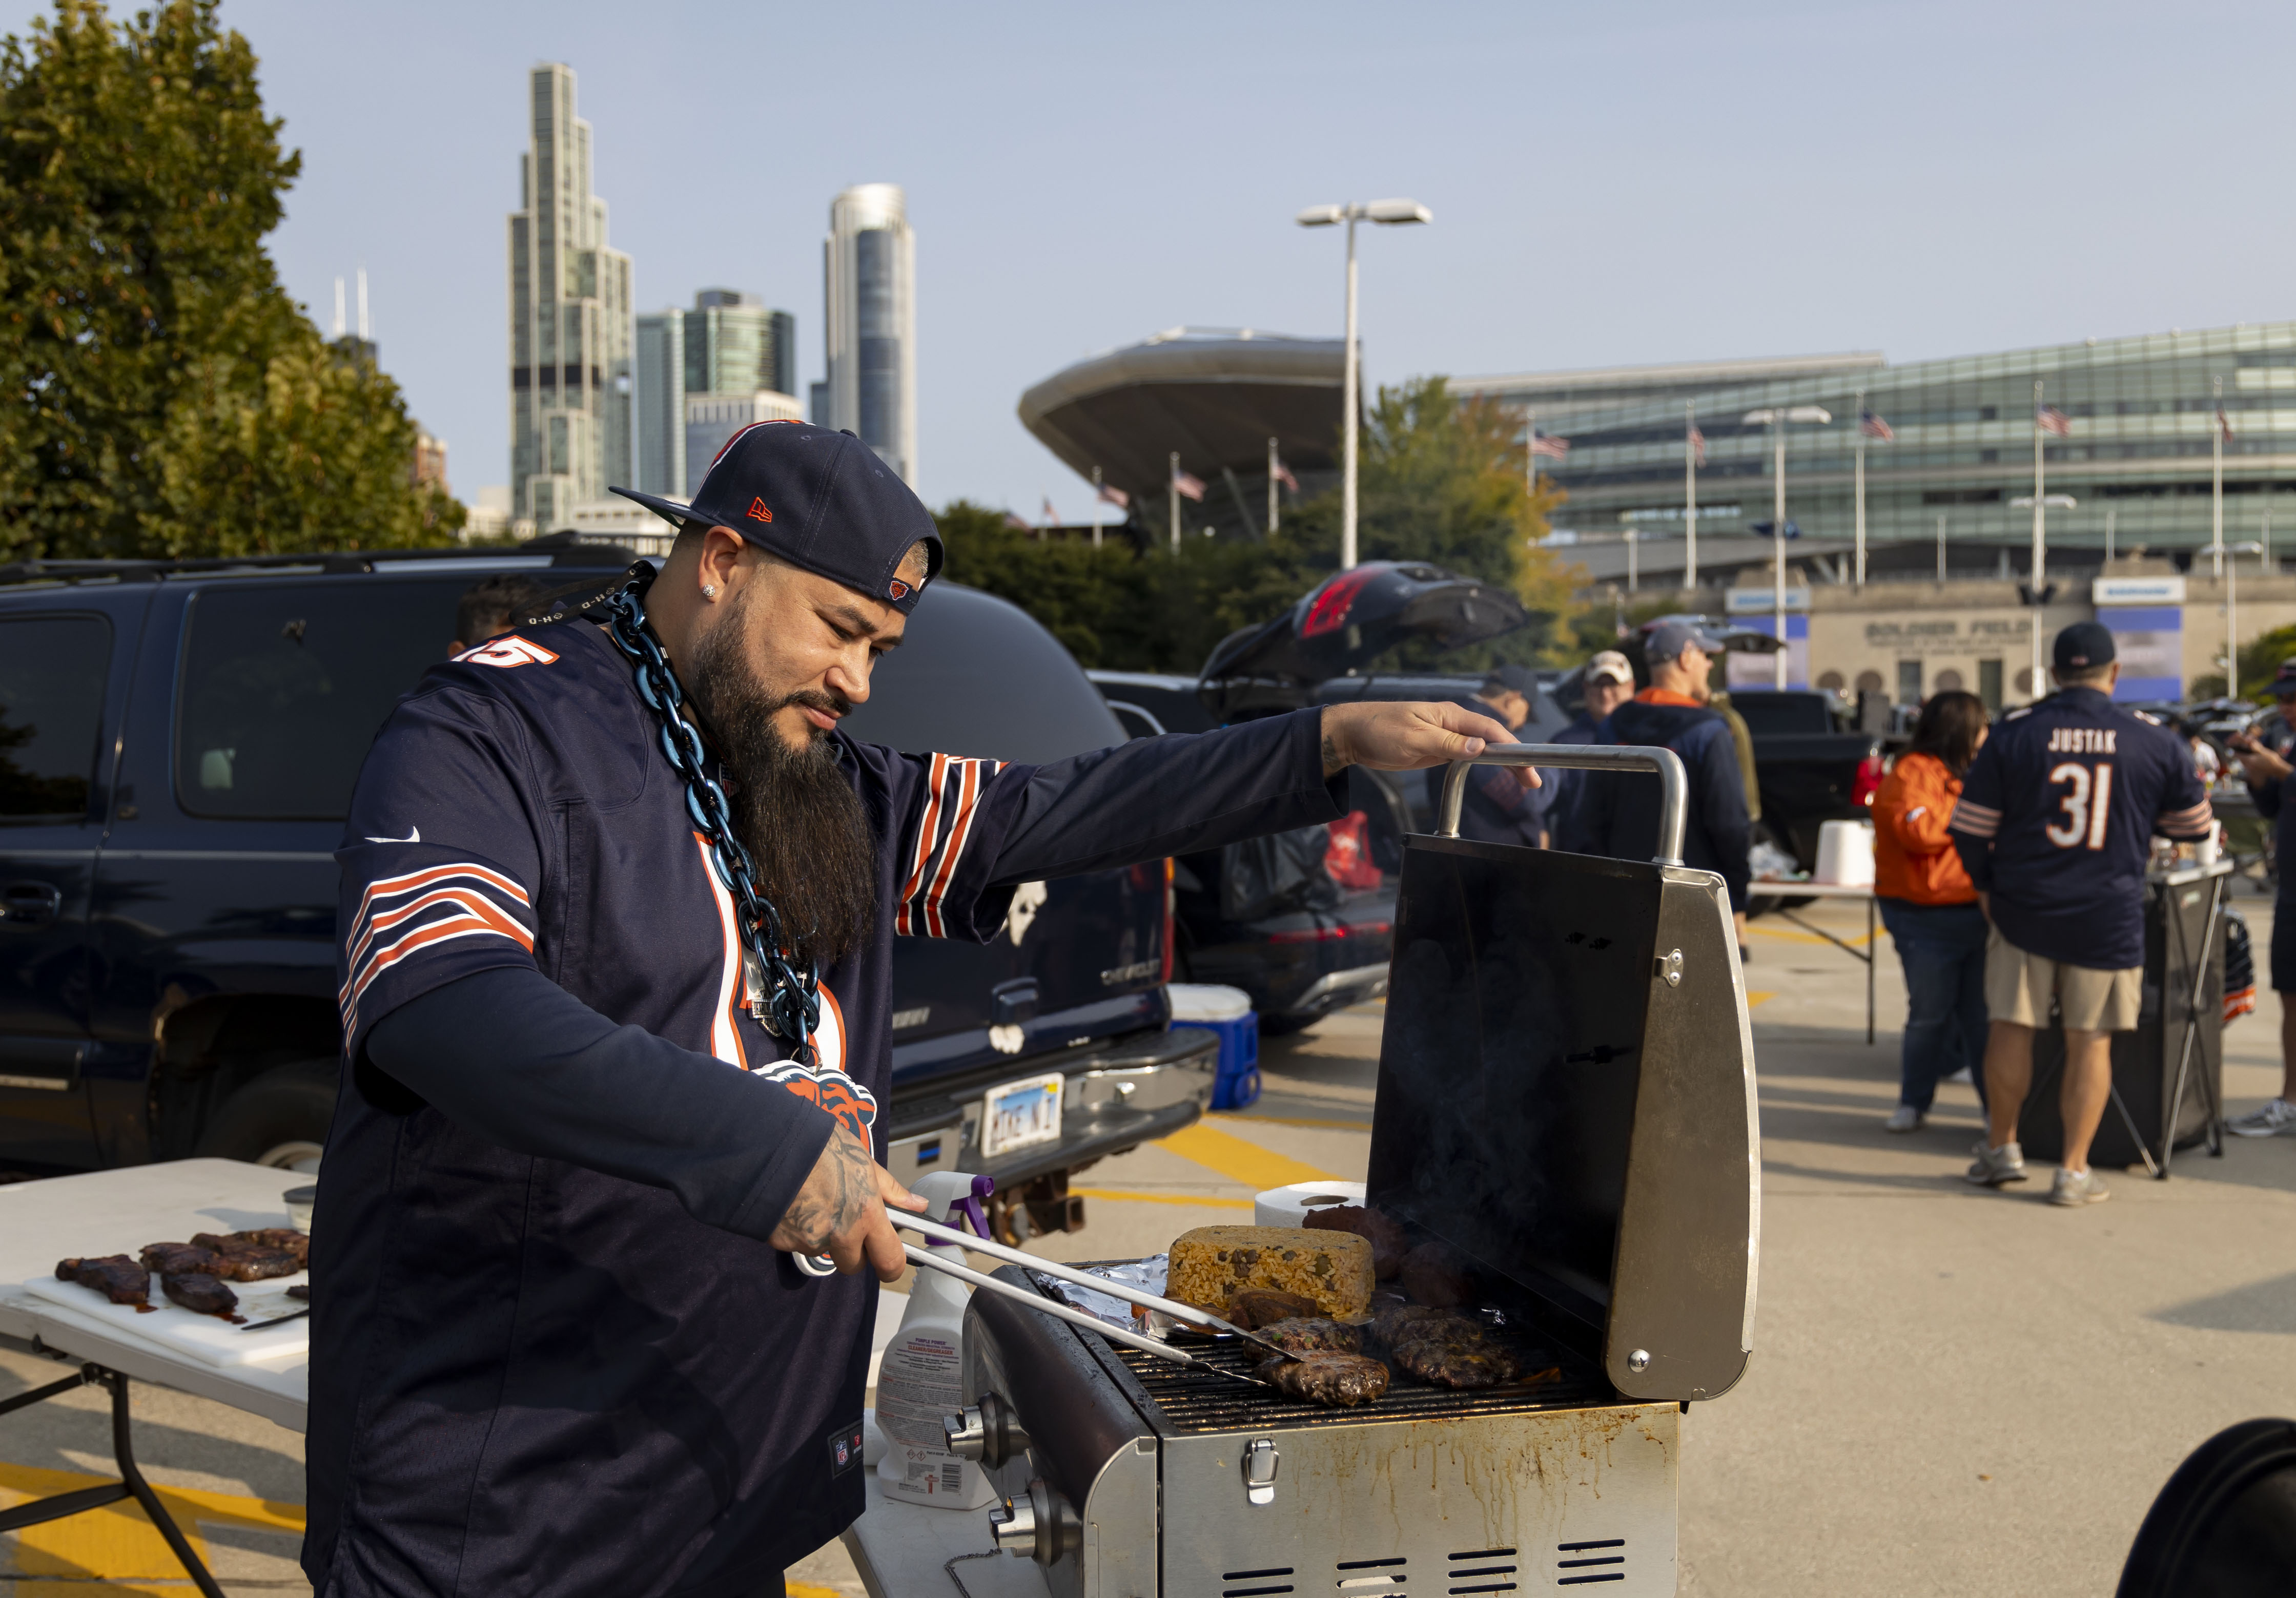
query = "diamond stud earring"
xmin=701 ymin=584 xmax=718 ymax=599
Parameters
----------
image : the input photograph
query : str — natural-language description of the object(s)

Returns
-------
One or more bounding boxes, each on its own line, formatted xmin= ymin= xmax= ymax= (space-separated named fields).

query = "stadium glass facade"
xmin=1453 ymin=322 xmax=2296 ymax=572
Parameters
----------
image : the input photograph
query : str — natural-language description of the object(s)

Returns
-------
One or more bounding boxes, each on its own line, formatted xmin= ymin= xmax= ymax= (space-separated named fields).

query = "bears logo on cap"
xmin=887 ymin=578 xmax=912 ymax=600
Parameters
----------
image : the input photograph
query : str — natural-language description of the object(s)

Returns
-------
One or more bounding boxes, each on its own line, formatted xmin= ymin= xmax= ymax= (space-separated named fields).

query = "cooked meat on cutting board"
xmin=140 ymin=1241 xmax=223 ymax=1276
xmin=187 ymin=1232 xmax=300 ymax=1281
xmin=217 ymin=1228 xmax=312 ymax=1268
xmin=1257 ymin=1351 xmax=1390 ymax=1407
xmin=286 ymin=1283 xmax=311 ymax=1301
xmin=56 ymin=1255 xmax=154 ymax=1312
xmin=160 ymin=1273 xmax=241 ymax=1320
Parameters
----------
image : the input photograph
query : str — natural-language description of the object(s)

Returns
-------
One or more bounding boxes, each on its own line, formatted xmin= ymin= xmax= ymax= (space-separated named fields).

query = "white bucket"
xmin=1254 ymin=1180 xmax=1366 ymax=1228
xmin=1167 ymin=982 xmax=1253 ymax=1022
xmin=1814 ymin=819 xmax=1875 ymax=887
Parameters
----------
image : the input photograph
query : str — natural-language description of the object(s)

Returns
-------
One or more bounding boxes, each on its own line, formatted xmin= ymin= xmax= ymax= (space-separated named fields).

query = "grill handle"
xmin=1436 ymin=742 xmax=1689 ymax=867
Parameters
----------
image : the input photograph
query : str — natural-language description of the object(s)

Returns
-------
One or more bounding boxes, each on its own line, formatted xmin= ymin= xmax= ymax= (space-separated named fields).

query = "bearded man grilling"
xmin=306 ymin=421 xmax=1519 ymax=1598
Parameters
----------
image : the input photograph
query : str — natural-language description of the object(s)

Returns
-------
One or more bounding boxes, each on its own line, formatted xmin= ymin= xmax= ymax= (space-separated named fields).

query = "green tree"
xmin=0 ymin=0 xmax=457 ymax=562
xmin=2189 ymin=619 xmax=2296 ymax=703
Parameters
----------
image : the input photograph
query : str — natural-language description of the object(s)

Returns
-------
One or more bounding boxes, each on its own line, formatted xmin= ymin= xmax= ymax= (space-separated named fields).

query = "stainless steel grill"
xmin=946 ymin=745 xmax=1756 ymax=1598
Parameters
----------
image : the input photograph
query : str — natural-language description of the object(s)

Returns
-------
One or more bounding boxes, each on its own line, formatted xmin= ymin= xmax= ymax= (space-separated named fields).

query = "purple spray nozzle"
xmin=958 ymin=1174 xmax=994 ymax=1240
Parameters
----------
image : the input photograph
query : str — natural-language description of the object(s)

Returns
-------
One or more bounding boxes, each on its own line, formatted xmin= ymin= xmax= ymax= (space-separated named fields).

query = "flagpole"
xmin=1267 ymin=437 xmax=1280 ymax=534
xmin=2105 ymin=507 xmax=2115 ymax=564
xmin=2212 ymin=375 xmax=2225 ymax=578
xmin=1937 ymin=514 xmax=1946 ymax=584
xmin=1525 ymin=407 xmax=1535 ymax=492
xmin=1773 ymin=417 xmax=1788 ymax=691
xmin=1091 ymin=466 xmax=1104 ymax=550
xmin=1341 ymin=212 xmax=1360 ymax=570
xmin=2031 ymin=379 xmax=2046 ymax=699
xmin=1168 ymin=451 xmax=1180 ymax=556
xmin=1853 ymin=388 xmax=1867 ymax=588
xmin=1685 ymin=401 xmax=1698 ymax=593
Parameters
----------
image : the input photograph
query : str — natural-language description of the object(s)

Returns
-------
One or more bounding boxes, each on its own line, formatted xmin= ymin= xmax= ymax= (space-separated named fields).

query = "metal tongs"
xmin=893 ymin=1211 xmax=1297 ymax=1386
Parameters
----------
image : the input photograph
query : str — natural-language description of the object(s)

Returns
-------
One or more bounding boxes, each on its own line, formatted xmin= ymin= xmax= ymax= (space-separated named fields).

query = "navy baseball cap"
xmin=610 ymin=421 xmax=944 ymax=613
xmin=2052 ymin=621 xmax=2116 ymax=672
xmin=2271 ymin=657 xmax=2296 ymax=697
xmin=1645 ymin=619 xmax=1726 ymax=663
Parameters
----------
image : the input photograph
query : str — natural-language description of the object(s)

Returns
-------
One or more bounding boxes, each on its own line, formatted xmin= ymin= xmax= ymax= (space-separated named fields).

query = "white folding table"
xmin=0 ymin=1158 xmax=313 ymax=1596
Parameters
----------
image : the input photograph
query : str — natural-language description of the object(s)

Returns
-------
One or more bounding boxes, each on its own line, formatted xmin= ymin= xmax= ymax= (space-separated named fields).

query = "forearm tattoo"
xmin=1322 ymin=731 xmax=1344 ymax=777
xmin=773 ymin=1127 xmax=878 ymax=1252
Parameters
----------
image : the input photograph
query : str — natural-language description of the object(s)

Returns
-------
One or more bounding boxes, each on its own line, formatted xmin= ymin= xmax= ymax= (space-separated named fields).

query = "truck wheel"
xmin=193 ymin=1060 xmax=340 ymax=1172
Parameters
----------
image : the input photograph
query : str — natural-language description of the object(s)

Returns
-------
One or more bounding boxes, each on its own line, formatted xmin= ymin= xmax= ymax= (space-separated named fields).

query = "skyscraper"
xmin=507 ymin=63 xmax=632 ymax=528
xmin=823 ymin=183 xmax=916 ymax=487
xmin=635 ymin=289 xmax=802 ymax=497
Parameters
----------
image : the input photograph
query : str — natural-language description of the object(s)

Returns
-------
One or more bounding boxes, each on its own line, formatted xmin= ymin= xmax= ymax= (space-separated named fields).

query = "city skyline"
xmin=177 ymin=1 xmax=2296 ymax=529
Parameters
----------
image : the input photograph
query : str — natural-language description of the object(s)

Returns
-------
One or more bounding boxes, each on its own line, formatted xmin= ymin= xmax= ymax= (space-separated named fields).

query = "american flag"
xmin=1530 ymin=431 xmax=1571 ymax=460
xmin=1096 ymin=482 xmax=1130 ymax=510
xmin=1687 ymin=422 xmax=1707 ymax=467
xmin=1041 ymin=496 xmax=1060 ymax=526
xmin=1271 ymin=454 xmax=1299 ymax=493
xmin=2036 ymin=405 xmax=2073 ymax=437
xmin=2218 ymin=406 xmax=2235 ymax=444
xmin=1859 ymin=409 xmax=1895 ymax=443
xmin=1172 ymin=464 xmax=1207 ymax=502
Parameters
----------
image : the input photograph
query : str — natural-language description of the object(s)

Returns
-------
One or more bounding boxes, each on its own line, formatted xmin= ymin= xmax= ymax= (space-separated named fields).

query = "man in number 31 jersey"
xmin=1947 ymin=622 xmax=2213 ymax=1206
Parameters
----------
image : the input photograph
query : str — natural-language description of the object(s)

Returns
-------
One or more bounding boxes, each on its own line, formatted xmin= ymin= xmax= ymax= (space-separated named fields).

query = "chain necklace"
xmin=597 ymin=566 xmax=823 ymax=1068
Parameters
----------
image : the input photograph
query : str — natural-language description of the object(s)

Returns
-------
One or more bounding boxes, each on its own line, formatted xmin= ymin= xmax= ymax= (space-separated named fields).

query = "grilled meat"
xmin=187 ymin=1233 xmax=300 ymax=1281
xmin=56 ymin=1255 xmax=154 ymax=1312
xmin=1225 ymin=1289 xmax=1320 ymax=1330
xmin=140 ymin=1242 xmax=223 ymax=1277
xmin=1256 ymin=1317 xmax=1363 ymax=1355
xmin=228 ymin=1228 xmax=312 ymax=1269
xmin=1257 ymin=1351 xmax=1390 ymax=1407
xmin=1303 ymin=1205 xmax=1407 ymax=1279
xmin=1391 ymin=1337 xmax=1522 ymax=1389
xmin=160 ymin=1273 xmax=241 ymax=1319
xmin=1399 ymin=1241 xmax=1475 ymax=1308
xmin=1367 ymin=1300 xmax=1454 ymax=1343
xmin=286 ymin=1283 xmax=311 ymax=1301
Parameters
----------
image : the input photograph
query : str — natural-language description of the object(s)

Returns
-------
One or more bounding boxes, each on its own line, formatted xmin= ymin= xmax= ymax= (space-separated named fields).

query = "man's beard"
xmin=683 ymin=600 xmax=876 ymax=969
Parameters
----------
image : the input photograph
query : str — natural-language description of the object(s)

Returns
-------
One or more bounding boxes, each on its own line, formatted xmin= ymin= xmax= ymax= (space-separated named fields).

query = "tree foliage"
xmin=941 ymin=377 xmax=1586 ymax=675
xmin=2188 ymin=618 xmax=2296 ymax=703
xmin=0 ymin=0 xmax=459 ymax=562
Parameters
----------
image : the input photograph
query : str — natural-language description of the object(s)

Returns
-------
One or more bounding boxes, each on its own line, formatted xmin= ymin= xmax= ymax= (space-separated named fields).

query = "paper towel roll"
xmin=1254 ymin=1180 xmax=1366 ymax=1228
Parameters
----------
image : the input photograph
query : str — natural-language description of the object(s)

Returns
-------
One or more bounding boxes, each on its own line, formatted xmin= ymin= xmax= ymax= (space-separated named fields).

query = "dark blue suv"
xmin=0 ymin=549 xmax=1213 ymax=1240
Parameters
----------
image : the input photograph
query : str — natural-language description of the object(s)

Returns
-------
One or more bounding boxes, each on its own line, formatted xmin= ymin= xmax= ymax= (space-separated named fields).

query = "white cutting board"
xmin=23 ymin=1270 xmax=310 ymax=1366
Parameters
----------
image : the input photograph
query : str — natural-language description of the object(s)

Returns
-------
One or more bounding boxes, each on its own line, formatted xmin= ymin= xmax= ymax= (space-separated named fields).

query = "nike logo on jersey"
xmin=2045 ymin=727 xmax=2117 ymax=754
xmin=363 ymin=826 xmax=421 ymax=844
xmin=453 ymin=635 xmax=560 ymax=669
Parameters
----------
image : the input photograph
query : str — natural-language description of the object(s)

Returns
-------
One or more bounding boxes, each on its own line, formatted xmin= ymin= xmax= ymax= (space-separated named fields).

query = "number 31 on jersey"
xmin=2045 ymin=761 xmax=2114 ymax=850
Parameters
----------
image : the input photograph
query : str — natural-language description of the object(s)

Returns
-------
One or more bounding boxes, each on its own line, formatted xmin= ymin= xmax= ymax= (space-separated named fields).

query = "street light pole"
xmin=1091 ymin=465 xmax=1104 ymax=551
xmin=1296 ymin=198 xmax=1431 ymax=570
xmin=2212 ymin=376 xmax=2226 ymax=579
xmin=1742 ymin=404 xmax=1832 ymax=689
xmin=2227 ymin=540 xmax=2265 ymax=700
xmin=1684 ymin=400 xmax=1698 ymax=592
xmin=1853 ymin=387 xmax=1867 ymax=587
xmin=2013 ymin=484 xmax=2078 ymax=702
xmin=1267 ymin=437 xmax=1280 ymax=534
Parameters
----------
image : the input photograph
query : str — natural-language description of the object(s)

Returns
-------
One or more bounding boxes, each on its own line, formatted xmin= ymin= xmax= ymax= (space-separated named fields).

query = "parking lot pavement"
xmin=15 ymin=892 xmax=2292 ymax=1595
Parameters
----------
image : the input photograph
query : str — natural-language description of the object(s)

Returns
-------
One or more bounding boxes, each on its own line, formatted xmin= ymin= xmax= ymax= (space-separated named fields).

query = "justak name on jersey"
xmin=2043 ymin=726 xmax=2119 ymax=754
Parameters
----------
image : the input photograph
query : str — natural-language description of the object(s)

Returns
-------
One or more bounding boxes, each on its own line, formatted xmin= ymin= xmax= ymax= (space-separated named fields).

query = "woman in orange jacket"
xmin=1870 ymin=691 xmax=1990 ymax=1132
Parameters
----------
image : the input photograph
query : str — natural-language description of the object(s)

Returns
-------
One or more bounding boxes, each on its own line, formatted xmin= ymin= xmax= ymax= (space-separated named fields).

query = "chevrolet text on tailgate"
xmin=0 ymin=551 xmax=1212 ymax=1241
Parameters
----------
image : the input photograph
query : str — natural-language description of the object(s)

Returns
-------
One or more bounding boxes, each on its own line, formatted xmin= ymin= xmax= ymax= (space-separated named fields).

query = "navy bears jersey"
xmin=306 ymin=616 xmax=1344 ymax=1597
xmin=1948 ymin=685 xmax=2211 ymax=970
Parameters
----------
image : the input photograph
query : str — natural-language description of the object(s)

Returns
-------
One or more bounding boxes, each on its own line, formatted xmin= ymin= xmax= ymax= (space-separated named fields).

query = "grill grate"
xmin=1035 ymin=1281 xmax=1613 ymax=1434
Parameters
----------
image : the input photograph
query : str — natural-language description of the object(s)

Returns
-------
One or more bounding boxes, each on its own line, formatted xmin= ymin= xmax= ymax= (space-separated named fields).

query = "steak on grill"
xmin=57 ymin=1255 xmax=153 ymax=1311
xmin=1256 ymin=1351 xmax=1391 ymax=1407
xmin=1225 ymin=1288 xmax=1320 ymax=1330
xmin=1256 ymin=1317 xmax=1363 ymax=1355
xmin=160 ymin=1273 xmax=241 ymax=1319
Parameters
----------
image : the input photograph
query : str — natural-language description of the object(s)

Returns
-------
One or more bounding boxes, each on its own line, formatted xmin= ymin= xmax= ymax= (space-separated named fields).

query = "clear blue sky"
xmin=48 ymin=0 xmax=2296 ymax=521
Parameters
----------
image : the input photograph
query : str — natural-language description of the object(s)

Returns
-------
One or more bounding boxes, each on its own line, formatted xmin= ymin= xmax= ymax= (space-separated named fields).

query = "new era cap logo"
xmin=747 ymin=497 xmax=773 ymax=523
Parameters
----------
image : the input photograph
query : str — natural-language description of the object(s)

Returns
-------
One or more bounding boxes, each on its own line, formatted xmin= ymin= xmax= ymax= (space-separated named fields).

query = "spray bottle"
xmin=874 ymin=1172 xmax=999 ymax=1509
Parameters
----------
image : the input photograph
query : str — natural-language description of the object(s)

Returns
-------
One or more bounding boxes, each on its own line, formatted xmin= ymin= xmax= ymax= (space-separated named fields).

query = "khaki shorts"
xmin=1984 ymin=929 xmax=2141 ymax=1033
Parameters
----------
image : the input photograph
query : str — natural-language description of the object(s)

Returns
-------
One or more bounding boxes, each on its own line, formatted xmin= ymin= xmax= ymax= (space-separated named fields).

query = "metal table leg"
xmin=1777 ymin=899 xmax=1878 ymax=1045
xmin=0 ymin=1361 xmax=227 ymax=1598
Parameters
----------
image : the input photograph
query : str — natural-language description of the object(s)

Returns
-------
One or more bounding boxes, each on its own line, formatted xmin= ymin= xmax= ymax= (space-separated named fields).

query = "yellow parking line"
xmin=1215 ymin=1111 xmax=1371 ymax=1131
xmin=1074 ymin=1188 xmax=1256 ymax=1209
xmin=1747 ymin=924 xmax=1877 ymax=949
xmin=1746 ymin=990 xmax=1775 ymax=1007
xmin=0 ymin=1460 xmax=302 ymax=1584
xmin=1157 ymin=1122 xmax=1336 ymax=1189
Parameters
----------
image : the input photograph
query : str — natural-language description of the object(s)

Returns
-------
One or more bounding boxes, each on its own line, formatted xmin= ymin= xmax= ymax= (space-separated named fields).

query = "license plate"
xmin=981 ymin=1072 xmax=1064 ymax=1158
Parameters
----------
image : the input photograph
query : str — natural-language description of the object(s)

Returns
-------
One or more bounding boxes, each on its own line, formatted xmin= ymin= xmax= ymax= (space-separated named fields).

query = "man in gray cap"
xmin=1424 ymin=665 xmax=1547 ymax=846
xmin=1561 ymin=620 xmax=1751 ymax=945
